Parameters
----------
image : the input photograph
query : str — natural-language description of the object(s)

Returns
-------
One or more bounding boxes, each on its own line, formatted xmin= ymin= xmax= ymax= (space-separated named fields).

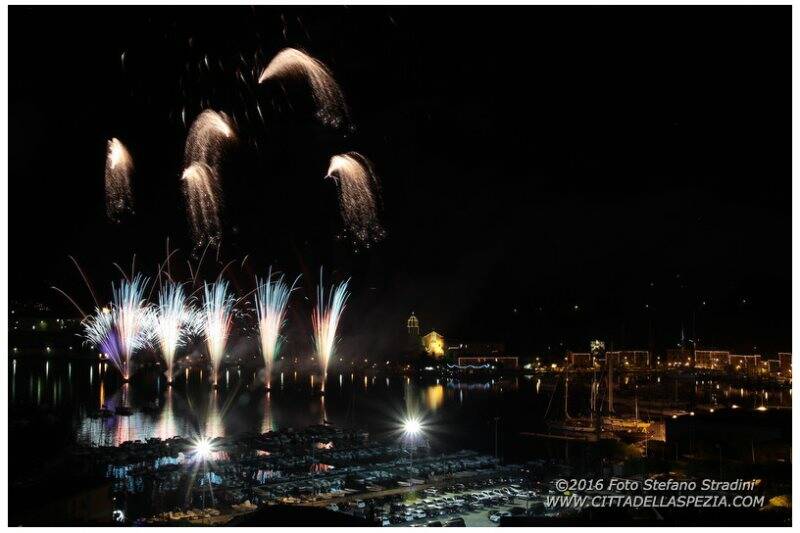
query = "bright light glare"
xmin=403 ymin=417 xmax=422 ymax=436
xmin=193 ymin=436 xmax=215 ymax=461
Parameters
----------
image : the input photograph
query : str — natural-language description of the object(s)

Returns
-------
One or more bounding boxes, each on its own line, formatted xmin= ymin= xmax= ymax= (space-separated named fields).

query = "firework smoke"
xmin=202 ymin=281 xmax=235 ymax=387
xmin=326 ymin=152 xmax=385 ymax=247
xmin=254 ymin=269 xmax=299 ymax=388
xmin=312 ymin=270 xmax=350 ymax=380
xmin=153 ymin=282 xmax=202 ymax=383
xmin=182 ymin=110 xmax=237 ymax=249
xmin=259 ymin=48 xmax=349 ymax=129
xmin=104 ymin=138 xmax=134 ymax=222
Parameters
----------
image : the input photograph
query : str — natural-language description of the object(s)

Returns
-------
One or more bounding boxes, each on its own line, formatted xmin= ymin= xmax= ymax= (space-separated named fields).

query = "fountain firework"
xmin=259 ymin=48 xmax=349 ymax=129
xmin=312 ymin=270 xmax=350 ymax=384
xmin=104 ymin=138 xmax=134 ymax=222
xmin=83 ymin=307 xmax=123 ymax=375
xmin=111 ymin=273 xmax=153 ymax=380
xmin=326 ymin=152 xmax=385 ymax=247
xmin=254 ymin=269 xmax=299 ymax=389
xmin=182 ymin=110 xmax=237 ymax=249
xmin=153 ymin=282 xmax=202 ymax=384
xmin=202 ymin=280 xmax=235 ymax=387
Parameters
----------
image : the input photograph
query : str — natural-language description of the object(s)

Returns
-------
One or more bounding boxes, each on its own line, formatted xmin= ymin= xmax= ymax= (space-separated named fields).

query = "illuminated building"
xmin=694 ymin=350 xmax=730 ymax=370
xmin=422 ymin=331 xmax=445 ymax=357
xmin=729 ymin=354 xmax=761 ymax=375
xmin=407 ymin=312 xmax=420 ymax=337
xmin=779 ymin=352 xmax=792 ymax=376
xmin=606 ymin=350 xmax=650 ymax=369
xmin=566 ymin=351 xmax=594 ymax=368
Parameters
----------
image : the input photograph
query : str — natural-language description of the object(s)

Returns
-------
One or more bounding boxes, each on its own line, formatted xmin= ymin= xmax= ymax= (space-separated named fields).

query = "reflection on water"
xmin=425 ymin=384 xmax=444 ymax=411
xmin=9 ymin=359 xmax=793 ymax=453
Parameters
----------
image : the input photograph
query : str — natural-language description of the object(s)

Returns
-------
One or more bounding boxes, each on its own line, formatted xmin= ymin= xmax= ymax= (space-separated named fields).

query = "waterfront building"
xmin=729 ymin=353 xmax=761 ymax=375
xmin=422 ymin=330 xmax=445 ymax=357
xmin=694 ymin=349 xmax=730 ymax=370
xmin=779 ymin=352 xmax=792 ymax=376
xmin=606 ymin=350 xmax=650 ymax=369
xmin=566 ymin=351 xmax=594 ymax=368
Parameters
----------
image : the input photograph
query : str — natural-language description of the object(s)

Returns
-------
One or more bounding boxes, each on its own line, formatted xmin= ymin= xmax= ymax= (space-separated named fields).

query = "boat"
xmin=544 ymin=354 xmax=654 ymax=444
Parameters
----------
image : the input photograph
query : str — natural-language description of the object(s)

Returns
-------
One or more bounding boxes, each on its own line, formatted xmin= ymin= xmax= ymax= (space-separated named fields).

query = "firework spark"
xmin=202 ymin=281 xmax=235 ymax=387
xmin=153 ymin=282 xmax=202 ymax=383
xmin=182 ymin=163 xmax=223 ymax=250
xmin=254 ymin=269 xmax=299 ymax=388
xmin=312 ymin=270 xmax=350 ymax=380
xmin=104 ymin=138 xmax=134 ymax=222
xmin=111 ymin=274 xmax=153 ymax=380
xmin=326 ymin=152 xmax=385 ymax=247
xmin=259 ymin=48 xmax=349 ymax=129
xmin=182 ymin=110 xmax=237 ymax=250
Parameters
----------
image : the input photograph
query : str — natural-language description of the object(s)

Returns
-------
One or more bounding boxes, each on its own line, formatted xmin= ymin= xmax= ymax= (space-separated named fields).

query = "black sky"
xmin=9 ymin=6 xmax=791 ymax=357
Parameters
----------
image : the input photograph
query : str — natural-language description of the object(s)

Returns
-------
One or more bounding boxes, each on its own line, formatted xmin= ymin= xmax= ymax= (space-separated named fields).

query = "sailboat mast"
xmin=607 ymin=353 xmax=614 ymax=414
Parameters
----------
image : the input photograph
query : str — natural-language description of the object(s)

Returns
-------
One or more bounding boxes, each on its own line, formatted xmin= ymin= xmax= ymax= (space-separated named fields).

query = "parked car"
xmin=444 ymin=517 xmax=466 ymax=527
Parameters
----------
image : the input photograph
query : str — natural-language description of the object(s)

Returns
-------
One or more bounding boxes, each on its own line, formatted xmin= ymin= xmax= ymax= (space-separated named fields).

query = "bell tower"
xmin=407 ymin=312 xmax=420 ymax=337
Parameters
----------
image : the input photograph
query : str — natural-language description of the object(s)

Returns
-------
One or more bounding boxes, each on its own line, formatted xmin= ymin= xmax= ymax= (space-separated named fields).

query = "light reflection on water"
xmin=9 ymin=359 xmax=792 ymax=452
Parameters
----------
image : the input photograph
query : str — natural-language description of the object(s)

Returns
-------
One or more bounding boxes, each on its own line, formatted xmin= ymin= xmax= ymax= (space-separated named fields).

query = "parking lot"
xmin=325 ymin=477 xmax=551 ymax=527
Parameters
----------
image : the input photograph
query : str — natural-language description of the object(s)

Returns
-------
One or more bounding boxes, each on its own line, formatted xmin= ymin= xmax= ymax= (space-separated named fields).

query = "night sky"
xmin=9 ymin=6 xmax=791 ymax=358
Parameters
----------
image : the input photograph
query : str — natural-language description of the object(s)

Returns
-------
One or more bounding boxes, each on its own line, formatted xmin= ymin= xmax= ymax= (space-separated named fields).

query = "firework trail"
xmin=259 ymin=48 xmax=349 ymax=129
xmin=182 ymin=163 xmax=222 ymax=251
xmin=111 ymin=273 xmax=153 ymax=380
xmin=182 ymin=110 xmax=237 ymax=250
xmin=202 ymin=281 xmax=235 ymax=387
xmin=254 ymin=269 xmax=299 ymax=388
xmin=326 ymin=152 xmax=385 ymax=247
xmin=312 ymin=270 xmax=350 ymax=384
xmin=153 ymin=282 xmax=202 ymax=383
xmin=104 ymin=138 xmax=134 ymax=222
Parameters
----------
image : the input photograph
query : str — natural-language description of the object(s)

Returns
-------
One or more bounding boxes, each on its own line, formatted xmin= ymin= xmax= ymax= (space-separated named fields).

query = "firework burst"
xmin=202 ymin=280 xmax=235 ymax=387
xmin=104 ymin=138 xmax=134 ymax=222
xmin=312 ymin=270 xmax=350 ymax=381
xmin=259 ymin=48 xmax=349 ymax=129
xmin=182 ymin=110 xmax=237 ymax=250
xmin=153 ymin=282 xmax=202 ymax=384
xmin=254 ymin=268 xmax=299 ymax=388
xmin=326 ymin=152 xmax=385 ymax=247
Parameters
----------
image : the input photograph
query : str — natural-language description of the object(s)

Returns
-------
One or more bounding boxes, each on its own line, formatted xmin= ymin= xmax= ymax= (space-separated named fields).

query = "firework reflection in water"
xmin=202 ymin=281 xmax=234 ymax=387
xmin=104 ymin=138 xmax=134 ymax=222
xmin=326 ymin=152 xmax=385 ymax=247
xmin=312 ymin=269 xmax=350 ymax=387
xmin=259 ymin=48 xmax=349 ymax=129
xmin=255 ymin=268 xmax=299 ymax=389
